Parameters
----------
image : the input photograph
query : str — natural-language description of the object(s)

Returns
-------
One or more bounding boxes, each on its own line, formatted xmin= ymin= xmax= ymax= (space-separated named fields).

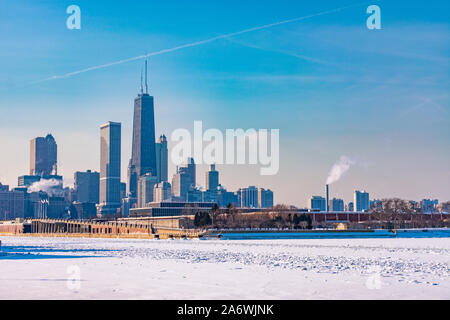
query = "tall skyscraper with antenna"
xmin=127 ymin=60 xmax=157 ymax=198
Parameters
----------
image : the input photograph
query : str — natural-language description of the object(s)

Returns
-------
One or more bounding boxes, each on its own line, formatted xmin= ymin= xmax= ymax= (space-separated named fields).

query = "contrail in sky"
xmin=31 ymin=2 xmax=368 ymax=84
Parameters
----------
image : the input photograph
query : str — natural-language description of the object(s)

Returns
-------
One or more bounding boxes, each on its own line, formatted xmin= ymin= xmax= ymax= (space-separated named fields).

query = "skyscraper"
xmin=137 ymin=173 xmax=159 ymax=207
xmin=171 ymin=158 xmax=196 ymax=201
xmin=217 ymin=187 xmax=239 ymax=208
xmin=329 ymin=198 xmax=345 ymax=211
xmin=0 ymin=188 xmax=24 ymax=220
xmin=74 ymin=170 xmax=99 ymax=204
xmin=99 ymin=121 xmax=121 ymax=215
xmin=30 ymin=134 xmax=57 ymax=176
xmin=155 ymin=134 xmax=168 ymax=183
xmin=240 ymin=186 xmax=259 ymax=208
xmin=127 ymin=61 xmax=157 ymax=198
xmin=153 ymin=181 xmax=172 ymax=203
xmin=205 ymin=164 xmax=219 ymax=191
xmin=258 ymin=188 xmax=274 ymax=208
xmin=354 ymin=190 xmax=370 ymax=212
xmin=308 ymin=196 xmax=326 ymax=212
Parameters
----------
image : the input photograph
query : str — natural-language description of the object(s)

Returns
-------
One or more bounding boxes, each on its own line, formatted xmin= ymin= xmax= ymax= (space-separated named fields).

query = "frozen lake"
xmin=1 ymin=235 xmax=449 ymax=299
xmin=205 ymin=228 xmax=450 ymax=240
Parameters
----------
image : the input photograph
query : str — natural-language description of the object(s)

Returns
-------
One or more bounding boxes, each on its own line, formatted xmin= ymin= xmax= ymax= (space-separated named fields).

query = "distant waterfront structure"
xmin=171 ymin=158 xmax=196 ymax=201
xmin=98 ymin=121 xmax=121 ymax=215
xmin=74 ymin=170 xmax=99 ymax=204
xmin=370 ymin=199 xmax=383 ymax=210
xmin=155 ymin=135 xmax=168 ymax=183
xmin=354 ymin=190 xmax=370 ymax=212
xmin=205 ymin=164 xmax=219 ymax=191
xmin=329 ymin=198 xmax=344 ymax=212
xmin=420 ymin=199 xmax=438 ymax=213
xmin=137 ymin=174 xmax=159 ymax=207
xmin=308 ymin=196 xmax=326 ymax=212
xmin=258 ymin=188 xmax=274 ymax=208
xmin=0 ymin=187 xmax=24 ymax=220
xmin=234 ymin=186 xmax=273 ymax=209
xmin=130 ymin=201 xmax=214 ymax=218
xmin=127 ymin=62 xmax=157 ymax=198
xmin=30 ymin=134 xmax=57 ymax=176
xmin=217 ymin=187 xmax=240 ymax=208
xmin=239 ymin=186 xmax=258 ymax=208
xmin=153 ymin=182 xmax=171 ymax=203
xmin=346 ymin=202 xmax=354 ymax=212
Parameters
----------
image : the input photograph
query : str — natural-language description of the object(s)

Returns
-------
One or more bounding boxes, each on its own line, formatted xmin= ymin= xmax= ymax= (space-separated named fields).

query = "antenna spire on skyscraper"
xmin=145 ymin=57 xmax=149 ymax=94
xmin=140 ymin=67 xmax=143 ymax=95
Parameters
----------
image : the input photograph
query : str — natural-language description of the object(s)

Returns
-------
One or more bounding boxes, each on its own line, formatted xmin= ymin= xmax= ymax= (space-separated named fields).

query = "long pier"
xmin=0 ymin=218 xmax=204 ymax=240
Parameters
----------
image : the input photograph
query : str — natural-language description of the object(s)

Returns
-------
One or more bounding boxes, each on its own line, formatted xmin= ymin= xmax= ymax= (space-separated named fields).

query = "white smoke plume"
xmin=27 ymin=179 xmax=63 ymax=197
xmin=326 ymin=156 xmax=356 ymax=185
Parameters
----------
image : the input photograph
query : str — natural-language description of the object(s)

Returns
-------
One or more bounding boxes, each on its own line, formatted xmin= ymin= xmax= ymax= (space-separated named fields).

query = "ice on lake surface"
xmin=206 ymin=228 xmax=450 ymax=240
xmin=1 ymin=232 xmax=449 ymax=299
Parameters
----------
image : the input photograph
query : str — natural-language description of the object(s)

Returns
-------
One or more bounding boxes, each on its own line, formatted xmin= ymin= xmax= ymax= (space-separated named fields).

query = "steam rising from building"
xmin=27 ymin=178 xmax=63 ymax=197
xmin=326 ymin=156 xmax=355 ymax=185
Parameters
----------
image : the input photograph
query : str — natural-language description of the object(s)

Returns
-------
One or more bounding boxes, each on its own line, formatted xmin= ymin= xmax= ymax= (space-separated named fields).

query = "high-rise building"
xmin=202 ymin=189 xmax=218 ymax=203
xmin=18 ymin=175 xmax=41 ymax=187
xmin=240 ymin=186 xmax=259 ymax=208
xmin=0 ymin=189 xmax=25 ymax=220
xmin=155 ymin=135 xmax=168 ymax=183
xmin=30 ymin=134 xmax=57 ymax=176
xmin=153 ymin=182 xmax=171 ymax=203
xmin=217 ymin=187 xmax=240 ymax=208
xmin=308 ymin=196 xmax=326 ymax=212
xmin=70 ymin=202 xmax=97 ymax=220
xmin=205 ymin=164 xmax=219 ymax=191
xmin=258 ymin=188 xmax=274 ymax=208
xmin=120 ymin=182 xmax=127 ymax=200
xmin=329 ymin=198 xmax=344 ymax=212
xmin=137 ymin=174 xmax=159 ymax=207
xmin=127 ymin=62 xmax=157 ymax=198
xmin=187 ymin=187 xmax=203 ymax=202
xmin=354 ymin=190 xmax=370 ymax=212
xmin=99 ymin=121 xmax=121 ymax=215
xmin=171 ymin=158 xmax=196 ymax=201
xmin=346 ymin=202 xmax=354 ymax=212
xmin=74 ymin=170 xmax=99 ymax=204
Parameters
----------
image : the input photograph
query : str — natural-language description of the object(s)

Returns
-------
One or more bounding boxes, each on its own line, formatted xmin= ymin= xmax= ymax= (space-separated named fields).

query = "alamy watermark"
xmin=365 ymin=266 xmax=382 ymax=290
xmin=66 ymin=5 xmax=81 ymax=30
xmin=66 ymin=265 xmax=81 ymax=291
xmin=366 ymin=5 xmax=381 ymax=30
xmin=171 ymin=121 xmax=279 ymax=175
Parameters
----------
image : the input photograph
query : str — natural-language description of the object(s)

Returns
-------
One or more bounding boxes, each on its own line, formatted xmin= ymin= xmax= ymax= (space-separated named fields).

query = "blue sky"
xmin=0 ymin=0 xmax=449 ymax=206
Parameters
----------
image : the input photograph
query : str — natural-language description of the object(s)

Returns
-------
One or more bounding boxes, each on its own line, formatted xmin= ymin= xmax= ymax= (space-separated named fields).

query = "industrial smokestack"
xmin=326 ymin=184 xmax=329 ymax=212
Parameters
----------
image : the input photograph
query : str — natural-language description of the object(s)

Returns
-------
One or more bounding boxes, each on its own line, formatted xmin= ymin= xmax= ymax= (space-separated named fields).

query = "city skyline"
xmin=0 ymin=0 xmax=449 ymax=207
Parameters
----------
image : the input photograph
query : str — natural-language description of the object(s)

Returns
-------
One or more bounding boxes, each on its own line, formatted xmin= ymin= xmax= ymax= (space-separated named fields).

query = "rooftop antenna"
xmin=140 ymin=67 xmax=143 ymax=95
xmin=144 ymin=56 xmax=149 ymax=94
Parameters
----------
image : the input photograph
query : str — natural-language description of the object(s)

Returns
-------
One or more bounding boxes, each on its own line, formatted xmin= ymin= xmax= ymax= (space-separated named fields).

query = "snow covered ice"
xmin=1 ymin=236 xmax=449 ymax=299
